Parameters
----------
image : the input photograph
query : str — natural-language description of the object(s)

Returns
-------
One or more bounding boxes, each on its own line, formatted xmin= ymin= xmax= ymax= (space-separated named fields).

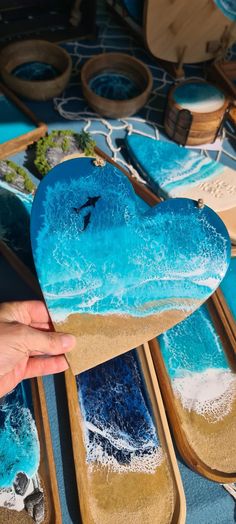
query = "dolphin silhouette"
xmin=73 ymin=196 xmax=101 ymax=214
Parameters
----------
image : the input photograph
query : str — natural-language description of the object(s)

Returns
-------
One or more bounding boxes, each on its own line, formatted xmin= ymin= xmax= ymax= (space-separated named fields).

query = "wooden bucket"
xmin=164 ymin=79 xmax=229 ymax=146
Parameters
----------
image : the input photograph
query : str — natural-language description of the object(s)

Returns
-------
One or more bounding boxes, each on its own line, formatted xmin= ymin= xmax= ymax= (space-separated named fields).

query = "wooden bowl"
xmin=0 ymin=40 xmax=72 ymax=101
xmin=81 ymin=52 xmax=153 ymax=118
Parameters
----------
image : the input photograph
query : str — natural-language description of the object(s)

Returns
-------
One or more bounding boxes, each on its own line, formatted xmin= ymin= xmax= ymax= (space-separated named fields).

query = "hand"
xmin=0 ymin=300 xmax=76 ymax=397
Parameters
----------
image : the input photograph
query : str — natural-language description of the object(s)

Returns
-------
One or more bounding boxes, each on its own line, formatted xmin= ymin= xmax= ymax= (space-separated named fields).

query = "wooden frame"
xmin=31 ymin=378 xmax=62 ymax=524
xmin=149 ymin=297 xmax=236 ymax=483
xmin=65 ymin=343 xmax=186 ymax=524
xmin=0 ymin=83 xmax=47 ymax=160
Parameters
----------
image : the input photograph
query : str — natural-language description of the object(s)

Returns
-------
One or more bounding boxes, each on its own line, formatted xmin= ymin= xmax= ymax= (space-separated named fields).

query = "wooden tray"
xmin=149 ymin=298 xmax=236 ymax=483
xmin=0 ymin=246 xmax=61 ymax=523
xmin=212 ymin=253 xmax=236 ymax=354
xmin=65 ymin=343 xmax=186 ymax=524
xmin=0 ymin=83 xmax=47 ymax=159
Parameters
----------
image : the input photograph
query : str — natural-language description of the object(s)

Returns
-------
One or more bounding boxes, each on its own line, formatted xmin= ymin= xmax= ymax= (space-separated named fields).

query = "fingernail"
xmin=60 ymin=334 xmax=76 ymax=349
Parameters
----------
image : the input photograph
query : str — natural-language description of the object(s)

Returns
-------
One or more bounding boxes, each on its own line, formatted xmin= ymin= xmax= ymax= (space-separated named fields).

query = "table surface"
xmin=1 ymin=0 xmax=236 ymax=522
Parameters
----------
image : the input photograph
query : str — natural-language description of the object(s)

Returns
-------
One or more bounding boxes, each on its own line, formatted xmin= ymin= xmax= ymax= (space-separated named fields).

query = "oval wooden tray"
xmin=65 ymin=344 xmax=186 ymax=524
xmin=149 ymin=299 xmax=236 ymax=483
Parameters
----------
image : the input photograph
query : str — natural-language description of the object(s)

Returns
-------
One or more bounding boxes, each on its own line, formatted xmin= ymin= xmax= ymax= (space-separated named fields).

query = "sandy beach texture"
xmin=174 ymin=396 xmax=236 ymax=473
xmin=80 ymin=458 xmax=175 ymax=524
xmin=55 ymin=307 xmax=199 ymax=373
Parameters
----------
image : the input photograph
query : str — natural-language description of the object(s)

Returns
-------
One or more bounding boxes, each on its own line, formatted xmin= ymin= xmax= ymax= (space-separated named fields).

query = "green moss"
xmin=34 ymin=129 xmax=96 ymax=176
xmin=76 ymin=130 xmax=96 ymax=156
xmin=4 ymin=172 xmax=15 ymax=183
xmin=62 ymin=137 xmax=70 ymax=152
xmin=2 ymin=160 xmax=35 ymax=193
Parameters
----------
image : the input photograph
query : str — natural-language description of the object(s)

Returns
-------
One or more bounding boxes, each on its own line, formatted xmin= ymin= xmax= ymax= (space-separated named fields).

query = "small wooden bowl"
xmin=81 ymin=52 xmax=153 ymax=118
xmin=0 ymin=40 xmax=72 ymax=101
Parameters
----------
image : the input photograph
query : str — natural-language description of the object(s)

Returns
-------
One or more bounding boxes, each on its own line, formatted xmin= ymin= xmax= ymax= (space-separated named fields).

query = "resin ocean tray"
xmin=0 ymin=83 xmax=47 ymax=159
xmin=0 ymin=373 xmax=61 ymax=523
xmin=65 ymin=344 xmax=186 ymax=524
xmin=149 ymin=298 xmax=236 ymax=483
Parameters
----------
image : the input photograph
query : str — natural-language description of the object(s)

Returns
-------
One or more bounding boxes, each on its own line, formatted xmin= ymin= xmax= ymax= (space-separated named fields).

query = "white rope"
xmin=222 ymin=483 xmax=236 ymax=500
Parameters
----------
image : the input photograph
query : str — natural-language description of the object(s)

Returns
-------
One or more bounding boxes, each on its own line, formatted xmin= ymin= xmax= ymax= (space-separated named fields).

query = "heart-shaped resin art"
xmin=30 ymin=158 xmax=230 ymax=373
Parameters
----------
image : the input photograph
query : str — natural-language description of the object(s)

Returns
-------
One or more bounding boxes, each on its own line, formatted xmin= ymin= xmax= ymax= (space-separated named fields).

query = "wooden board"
xmin=144 ymin=0 xmax=236 ymax=64
xmin=0 ymin=83 xmax=47 ymax=159
xmin=65 ymin=343 xmax=186 ymax=524
xmin=149 ymin=298 xmax=236 ymax=483
xmin=30 ymin=156 xmax=230 ymax=374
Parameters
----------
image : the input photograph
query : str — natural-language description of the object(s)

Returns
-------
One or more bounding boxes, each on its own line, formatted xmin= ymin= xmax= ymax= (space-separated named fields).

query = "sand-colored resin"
xmin=81 ymin=458 xmax=175 ymax=524
xmin=55 ymin=306 xmax=199 ymax=373
xmin=174 ymin=396 xmax=236 ymax=473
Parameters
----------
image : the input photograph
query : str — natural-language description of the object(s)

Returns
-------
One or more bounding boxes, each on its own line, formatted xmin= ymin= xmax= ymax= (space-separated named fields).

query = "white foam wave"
xmin=173 ymin=368 xmax=236 ymax=422
xmin=84 ymin=421 xmax=164 ymax=474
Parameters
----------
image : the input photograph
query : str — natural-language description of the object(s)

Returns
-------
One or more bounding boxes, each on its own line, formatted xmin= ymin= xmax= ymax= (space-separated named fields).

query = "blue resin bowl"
xmin=0 ymin=40 xmax=72 ymax=101
xmin=81 ymin=52 xmax=153 ymax=117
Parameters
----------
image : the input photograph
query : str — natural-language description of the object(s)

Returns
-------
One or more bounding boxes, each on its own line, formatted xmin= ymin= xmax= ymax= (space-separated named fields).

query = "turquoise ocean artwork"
xmin=126 ymin=135 xmax=236 ymax=212
xmin=0 ymin=383 xmax=39 ymax=489
xmin=158 ymin=304 xmax=236 ymax=472
xmin=173 ymin=81 xmax=225 ymax=112
xmin=159 ymin=305 xmax=235 ymax=422
xmin=0 ymin=179 xmax=34 ymax=268
xmin=0 ymin=93 xmax=36 ymax=145
xmin=214 ymin=0 xmax=236 ymax=21
xmin=220 ymin=257 xmax=236 ymax=321
xmin=0 ymin=382 xmax=44 ymax=520
xmin=31 ymin=157 xmax=230 ymax=372
xmin=77 ymin=351 xmax=162 ymax=472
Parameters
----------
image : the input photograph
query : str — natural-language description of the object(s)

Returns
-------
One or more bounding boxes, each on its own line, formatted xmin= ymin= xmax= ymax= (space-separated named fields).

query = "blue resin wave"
xmin=173 ymin=81 xmax=225 ymax=111
xmin=0 ymin=382 xmax=40 ymax=488
xmin=126 ymin=135 xmax=224 ymax=198
xmin=31 ymin=158 xmax=230 ymax=322
xmin=158 ymin=305 xmax=236 ymax=420
xmin=220 ymin=257 xmax=236 ymax=320
xmin=77 ymin=351 xmax=163 ymax=472
xmin=0 ymin=94 xmax=36 ymax=145
xmin=121 ymin=0 xmax=144 ymax=24
xmin=214 ymin=0 xmax=236 ymax=21
xmin=89 ymin=72 xmax=142 ymax=100
xmin=0 ymin=181 xmax=33 ymax=268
